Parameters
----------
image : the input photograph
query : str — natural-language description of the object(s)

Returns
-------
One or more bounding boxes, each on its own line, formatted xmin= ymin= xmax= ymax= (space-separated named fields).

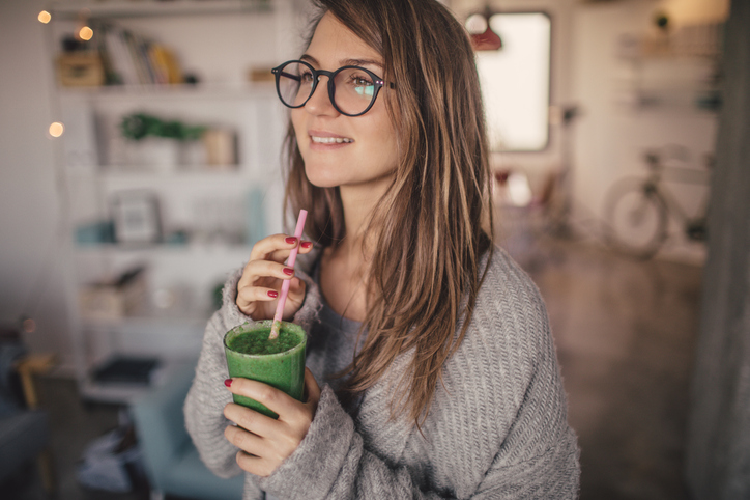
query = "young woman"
xmin=184 ymin=0 xmax=580 ymax=498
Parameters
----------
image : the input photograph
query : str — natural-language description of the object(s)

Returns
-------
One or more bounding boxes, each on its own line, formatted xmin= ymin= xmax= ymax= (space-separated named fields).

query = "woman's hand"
xmin=223 ymin=368 xmax=321 ymax=477
xmin=236 ymin=234 xmax=314 ymax=321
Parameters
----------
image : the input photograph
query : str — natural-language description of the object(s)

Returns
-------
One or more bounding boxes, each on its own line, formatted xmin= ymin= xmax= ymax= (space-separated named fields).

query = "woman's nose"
xmin=304 ymin=76 xmax=338 ymax=116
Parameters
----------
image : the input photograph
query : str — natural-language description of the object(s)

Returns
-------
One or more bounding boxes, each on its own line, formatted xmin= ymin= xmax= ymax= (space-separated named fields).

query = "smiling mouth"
xmin=311 ymin=136 xmax=353 ymax=144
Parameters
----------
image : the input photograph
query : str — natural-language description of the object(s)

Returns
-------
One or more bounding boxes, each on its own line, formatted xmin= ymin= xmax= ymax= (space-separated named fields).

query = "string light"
xmin=38 ymin=10 xmax=52 ymax=24
xmin=49 ymin=122 xmax=64 ymax=138
xmin=79 ymin=26 xmax=93 ymax=40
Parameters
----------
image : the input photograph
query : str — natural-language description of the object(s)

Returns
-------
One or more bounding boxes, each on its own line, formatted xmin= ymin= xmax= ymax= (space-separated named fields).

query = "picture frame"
xmin=111 ymin=191 xmax=162 ymax=245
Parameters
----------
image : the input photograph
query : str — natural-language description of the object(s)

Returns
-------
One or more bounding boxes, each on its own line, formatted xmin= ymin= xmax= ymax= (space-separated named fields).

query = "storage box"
xmin=79 ymin=267 xmax=147 ymax=321
xmin=57 ymin=53 xmax=105 ymax=87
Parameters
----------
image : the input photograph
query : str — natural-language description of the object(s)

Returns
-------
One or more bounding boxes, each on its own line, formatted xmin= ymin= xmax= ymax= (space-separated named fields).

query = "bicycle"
xmin=602 ymin=145 xmax=712 ymax=259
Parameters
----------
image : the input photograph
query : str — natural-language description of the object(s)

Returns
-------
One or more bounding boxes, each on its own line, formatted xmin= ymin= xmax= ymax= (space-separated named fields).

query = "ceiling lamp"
xmin=467 ymin=5 xmax=502 ymax=51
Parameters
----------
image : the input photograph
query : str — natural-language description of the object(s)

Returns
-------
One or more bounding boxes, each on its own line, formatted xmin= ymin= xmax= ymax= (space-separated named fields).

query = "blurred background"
xmin=1 ymin=0 xmax=747 ymax=499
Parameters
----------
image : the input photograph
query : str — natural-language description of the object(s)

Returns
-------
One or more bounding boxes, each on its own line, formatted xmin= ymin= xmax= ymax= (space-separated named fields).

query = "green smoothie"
xmin=224 ymin=321 xmax=307 ymax=419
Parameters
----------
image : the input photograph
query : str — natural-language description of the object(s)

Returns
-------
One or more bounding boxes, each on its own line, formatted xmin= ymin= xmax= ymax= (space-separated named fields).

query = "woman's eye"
xmin=300 ymin=71 xmax=314 ymax=83
xmin=351 ymin=75 xmax=373 ymax=86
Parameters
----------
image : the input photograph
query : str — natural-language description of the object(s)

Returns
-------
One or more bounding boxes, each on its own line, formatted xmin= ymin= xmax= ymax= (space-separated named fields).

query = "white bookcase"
xmin=44 ymin=0 xmax=307 ymax=402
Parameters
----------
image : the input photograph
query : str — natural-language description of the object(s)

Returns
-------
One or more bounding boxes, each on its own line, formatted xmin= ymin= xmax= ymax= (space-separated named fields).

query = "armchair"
xmin=131 ymin=359 xmax=243 ymax=500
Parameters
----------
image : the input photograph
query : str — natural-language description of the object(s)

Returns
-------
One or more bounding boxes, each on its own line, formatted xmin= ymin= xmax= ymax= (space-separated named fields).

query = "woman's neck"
xmin=318 ymin=174 xmax=393 ymax=321
xmin=337 ymin=174 xmax=392 ymax=262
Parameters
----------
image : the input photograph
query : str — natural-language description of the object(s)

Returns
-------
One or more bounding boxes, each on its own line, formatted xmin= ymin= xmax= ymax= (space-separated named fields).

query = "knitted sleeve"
xmin=183 ymin=267 xmax=250 ymax=480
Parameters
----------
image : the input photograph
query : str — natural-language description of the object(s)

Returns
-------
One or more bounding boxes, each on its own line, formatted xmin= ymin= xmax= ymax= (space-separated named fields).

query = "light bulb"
xmin=79 ymin=26 xmax=93 ymax=40
xmin=49 ymin=122 xmax=64 ymax=138
xmin=38 ymin=10 xmax=52 ymax=24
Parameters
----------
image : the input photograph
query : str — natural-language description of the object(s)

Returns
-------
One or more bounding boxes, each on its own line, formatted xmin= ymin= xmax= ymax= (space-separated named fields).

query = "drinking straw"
xmin=269 ymin=209 xmax=308 ymax=340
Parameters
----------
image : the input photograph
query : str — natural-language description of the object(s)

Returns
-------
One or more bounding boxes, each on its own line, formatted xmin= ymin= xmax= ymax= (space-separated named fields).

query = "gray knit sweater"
xmin=184 ymin=247 xmax=580 ymax=499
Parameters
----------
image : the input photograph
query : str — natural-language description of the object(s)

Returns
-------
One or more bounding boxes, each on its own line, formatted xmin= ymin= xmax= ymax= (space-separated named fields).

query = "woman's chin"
xmin=304 ymin=169 xmax=344 ymax=189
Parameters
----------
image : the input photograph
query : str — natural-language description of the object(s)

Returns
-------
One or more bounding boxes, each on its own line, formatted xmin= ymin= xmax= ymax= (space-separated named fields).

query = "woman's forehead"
xmin=305 ymin=12 xmax=383 ymax=68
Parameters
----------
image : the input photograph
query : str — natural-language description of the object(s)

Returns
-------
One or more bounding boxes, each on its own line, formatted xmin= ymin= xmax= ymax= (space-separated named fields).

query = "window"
xmin=473 ymin=12 xmax=551 ymax=151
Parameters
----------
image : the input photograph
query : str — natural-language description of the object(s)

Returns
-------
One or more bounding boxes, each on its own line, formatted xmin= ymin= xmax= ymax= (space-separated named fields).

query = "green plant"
xmin=120 ymin=112 xmax=206 ymax=141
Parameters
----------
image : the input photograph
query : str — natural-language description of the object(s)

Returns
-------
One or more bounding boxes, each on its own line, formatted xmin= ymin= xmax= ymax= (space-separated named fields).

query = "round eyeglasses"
xmin=271 ymin=60 xmax=389 ymax=117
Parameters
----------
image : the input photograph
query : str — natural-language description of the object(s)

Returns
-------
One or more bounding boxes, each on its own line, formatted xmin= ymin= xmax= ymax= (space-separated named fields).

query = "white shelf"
xmin=74 ymin=242 xmax=254 ymax=256
xmin=78 ymin=357 xmax=195 ymax=405
xmin=80 ymin=308 xmax=212 ymax=329
xmin=65 ymin=166 xmax=259 ymax=181
xmin=58 ymin=82 xmax=278 ymax=101
xmin=49 ymin=0 xmax=274 ymax=20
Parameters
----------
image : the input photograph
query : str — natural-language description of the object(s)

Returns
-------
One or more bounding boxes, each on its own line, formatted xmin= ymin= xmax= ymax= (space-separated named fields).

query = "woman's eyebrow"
xmin=299 ymin=54 xmax=383 ymax=69
xmin=342 ymin=58 xmax=383 ymax=68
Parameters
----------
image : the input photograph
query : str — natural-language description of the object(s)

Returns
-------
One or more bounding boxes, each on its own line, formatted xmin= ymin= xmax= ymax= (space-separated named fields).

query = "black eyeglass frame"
xmin=271 ymin=59 xmax=392 ymax=117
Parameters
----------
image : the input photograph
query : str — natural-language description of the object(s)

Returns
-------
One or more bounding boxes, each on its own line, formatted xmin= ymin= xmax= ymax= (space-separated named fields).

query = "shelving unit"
xmin=44 ymin=0 xmax=305 ymax=403
xmin=50 ymin=0 xmax=274 ymax=19
xmin=612 ymin=21 xmax=723 ymax=114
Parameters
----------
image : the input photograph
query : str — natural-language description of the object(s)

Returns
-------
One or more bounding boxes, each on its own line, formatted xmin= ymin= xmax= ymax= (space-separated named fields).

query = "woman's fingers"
xmin=224 ymin=426 xmax=286 ymax=477
xmin=248 ymin=234 xmax=313 ymax=263
xmin=245 ymin=259 xmax=297 ymax=283
xmin=237 ymin=237 xmax=313 ymax=290
xmin=235 ymin=232 xmax=313 ymax=319
xmin=224 ymin=402 xmax=279 ymax=440
xmin=236 ymin=284 xmax=279 ymax=307
xmin=226 ymin=378 xmax=308 ymax=425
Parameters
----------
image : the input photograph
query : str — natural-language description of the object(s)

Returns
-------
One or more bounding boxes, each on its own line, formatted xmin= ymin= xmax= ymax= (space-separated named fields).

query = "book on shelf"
xmin=96 ymin=22 xmax=182 ymax=86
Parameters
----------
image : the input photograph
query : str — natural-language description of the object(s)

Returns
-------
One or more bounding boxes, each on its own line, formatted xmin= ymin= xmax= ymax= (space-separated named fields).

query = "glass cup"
xmin=223 ymin=320 xmax=307 ymax=418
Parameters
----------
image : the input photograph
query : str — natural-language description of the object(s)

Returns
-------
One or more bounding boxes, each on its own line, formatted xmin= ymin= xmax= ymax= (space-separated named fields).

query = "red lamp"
xmin=469 ymin=6 xmax=502 ymax=51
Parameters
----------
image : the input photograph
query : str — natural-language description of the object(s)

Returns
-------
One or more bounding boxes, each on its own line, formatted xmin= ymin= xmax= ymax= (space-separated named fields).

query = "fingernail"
xmin=267 ymin=290 xmax=279 ymax=298
xmin=300 ymin=241 xmax=313 ymax=249
xmin=224 ymin=379 xmax=233 ymax=387
xmin=283 ymin=268 xmax=294 ymax=276
xmin=285 ymin=237 xmax=297 ymax=244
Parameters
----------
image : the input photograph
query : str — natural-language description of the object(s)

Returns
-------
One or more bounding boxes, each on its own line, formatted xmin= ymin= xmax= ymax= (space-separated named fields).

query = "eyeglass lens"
xmin=276 ymin=61 xmax=378 ymax=116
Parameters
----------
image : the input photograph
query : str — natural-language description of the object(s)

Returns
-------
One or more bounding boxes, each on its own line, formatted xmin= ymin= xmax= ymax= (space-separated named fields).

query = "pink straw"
xmin=269 ymin=209 xmax=308 ymax=339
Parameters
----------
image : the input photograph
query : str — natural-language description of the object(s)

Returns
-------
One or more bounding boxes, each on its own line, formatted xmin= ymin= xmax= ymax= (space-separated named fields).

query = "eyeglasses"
xmin=271 ymin=60 xmax=389 ymax=117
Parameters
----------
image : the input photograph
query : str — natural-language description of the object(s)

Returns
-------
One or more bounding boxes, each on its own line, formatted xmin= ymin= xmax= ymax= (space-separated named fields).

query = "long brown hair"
xmin=284 ymin=0 xmax=494 ymax=429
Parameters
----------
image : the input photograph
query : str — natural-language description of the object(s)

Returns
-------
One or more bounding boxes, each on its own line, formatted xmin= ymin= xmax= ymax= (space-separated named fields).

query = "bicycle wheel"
xmin=603 ymin=179 xmax=668 ymax=259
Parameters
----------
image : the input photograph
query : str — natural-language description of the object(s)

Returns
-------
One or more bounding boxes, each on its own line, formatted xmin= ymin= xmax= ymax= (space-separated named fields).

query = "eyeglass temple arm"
xmin=272 ymin=68 xmax=301 ymax=82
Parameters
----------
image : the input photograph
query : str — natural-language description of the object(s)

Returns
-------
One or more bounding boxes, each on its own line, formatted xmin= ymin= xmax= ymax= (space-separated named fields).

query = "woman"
xmin=184 ymin=0 xmax=580 ymax=498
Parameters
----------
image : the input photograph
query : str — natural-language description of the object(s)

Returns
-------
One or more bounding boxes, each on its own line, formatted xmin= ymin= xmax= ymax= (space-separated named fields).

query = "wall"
xmin=0 ymin=0 xmax=72 ymax=364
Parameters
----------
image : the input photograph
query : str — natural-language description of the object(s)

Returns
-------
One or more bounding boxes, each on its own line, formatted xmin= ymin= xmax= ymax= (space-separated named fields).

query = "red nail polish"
xmin=300 ymin=241 xmax=312 ymax=249
xmin=267 ymin=290 xmax=279 ymax=298
xmin=224 ymin=379 xmax=233 ymax=387
xmin=283 ymin=268 xmax=294 ymax=276
xmin=285 ymin=237 xmax=297 ymax=244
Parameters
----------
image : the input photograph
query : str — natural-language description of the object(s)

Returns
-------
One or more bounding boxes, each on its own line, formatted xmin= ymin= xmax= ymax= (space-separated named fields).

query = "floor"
xmin=526 ymin=239 xmax=700 ymax=500
xmin=4 ymin=237 xmax=702 ymax=500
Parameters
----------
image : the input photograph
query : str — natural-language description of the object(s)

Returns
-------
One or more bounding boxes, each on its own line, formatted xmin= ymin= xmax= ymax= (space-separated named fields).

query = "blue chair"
xmin=131 ymin=359 xmax=243 ymax=500
xmin=0 ymin=336 xmax=54 ymax=493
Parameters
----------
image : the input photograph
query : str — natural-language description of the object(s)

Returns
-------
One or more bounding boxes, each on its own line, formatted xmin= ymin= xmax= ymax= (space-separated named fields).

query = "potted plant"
xmin=120 ymin=112 xmax=206 ymax=170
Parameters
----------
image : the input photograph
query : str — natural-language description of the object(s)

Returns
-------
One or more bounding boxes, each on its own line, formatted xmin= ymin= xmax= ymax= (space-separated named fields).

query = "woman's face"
xmin=291 ymin=12 xmax=399 ymax=191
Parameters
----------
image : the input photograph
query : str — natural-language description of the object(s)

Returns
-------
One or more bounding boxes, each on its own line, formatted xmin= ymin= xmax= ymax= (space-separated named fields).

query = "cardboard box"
xmin=57 ymin=53 xmax=105 ymax=87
